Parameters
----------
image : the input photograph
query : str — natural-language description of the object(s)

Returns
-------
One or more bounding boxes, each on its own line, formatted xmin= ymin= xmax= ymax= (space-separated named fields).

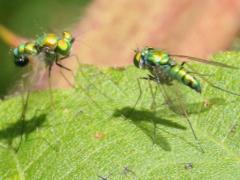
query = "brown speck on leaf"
xmin=203 ymin=99 xmax=211 ymax=108
xmin=95 ymin=131 xmax=105 ymax=140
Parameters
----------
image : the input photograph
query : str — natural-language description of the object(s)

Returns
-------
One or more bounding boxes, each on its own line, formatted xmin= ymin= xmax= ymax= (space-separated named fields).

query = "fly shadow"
xmin=112 ymin=98 xmax=225 ymax=151
xmin=0 ymin=113 xmax=47 ymax=152
xmin=113 ymin=107 xmax=186 ymax=151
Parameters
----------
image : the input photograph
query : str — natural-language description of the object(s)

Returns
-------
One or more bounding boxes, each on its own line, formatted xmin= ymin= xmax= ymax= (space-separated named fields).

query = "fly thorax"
xmin=36 ymin=34 xmax=59 ymax=51
xmin=44 ymin=57 xmax=55 ymax=66
xmin=42 ymin=51 xmax=56 ymax=66
xmin=147 ymin=50 xmax=169 ymax=66
xmin=150 ymin=65 xmax=173 ymax=84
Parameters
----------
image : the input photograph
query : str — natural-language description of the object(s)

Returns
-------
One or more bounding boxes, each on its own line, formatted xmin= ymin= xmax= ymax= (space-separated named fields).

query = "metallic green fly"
xmin=13 ymin=31 xmax=75 ymax=78
xmin=133 ymin=46 xmax=240 ymax=152
xmin=10 ymin=31 xmax=76 ymax=151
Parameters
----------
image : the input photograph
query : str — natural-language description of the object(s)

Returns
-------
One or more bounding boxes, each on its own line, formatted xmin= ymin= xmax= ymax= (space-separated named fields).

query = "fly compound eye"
xmin=14 ymin=56 xmax=29 ymax=67
xmin=133 ymin=52 xmax=141 ymax=68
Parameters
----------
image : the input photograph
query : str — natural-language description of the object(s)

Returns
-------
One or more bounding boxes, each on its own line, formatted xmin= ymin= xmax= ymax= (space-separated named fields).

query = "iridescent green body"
xmin=13 ymin=32 xmax=74 ymax=67
xmin=36 ymin=32 xmax=73 ymax=56
xmin=133 ymin=47 xmax=201 ymax=93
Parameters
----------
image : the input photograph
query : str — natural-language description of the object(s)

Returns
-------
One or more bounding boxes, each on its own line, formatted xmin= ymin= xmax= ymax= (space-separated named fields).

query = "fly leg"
xmin=56 ymin=55 xmax=109 ymax=115
xmin=124 ymin=77 xmax=145 ymax=119
xmin=70 ymin=54 xmax=121 ymax=101
xmin=55 ymin=61 xmax=71 ymax=71
xmin=148 ymin=78 xmax=158 ymax=110
xmin=15 ymin=89 xmax=30 ymax=152
xmin=147 ymin=78 xmax=159 ymax=144
xmin=47 ymin=64 xmax=55 ymax=108
xmin=180 ymin=103 xmax=205 ymax=153
xmin=55 ymin=60 xmax=75 ymax=88
xmin=42 ymin=47 xmax=56 ymax=108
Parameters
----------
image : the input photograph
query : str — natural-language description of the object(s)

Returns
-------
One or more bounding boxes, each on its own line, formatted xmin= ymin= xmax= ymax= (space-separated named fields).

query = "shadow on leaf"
xmin=0 ymin=114 xmax=47 ymax=148
xmin=112 ymin=97 xmax=225 ymax=151
xmin=113 ymin=107 xmax=188 ymax=151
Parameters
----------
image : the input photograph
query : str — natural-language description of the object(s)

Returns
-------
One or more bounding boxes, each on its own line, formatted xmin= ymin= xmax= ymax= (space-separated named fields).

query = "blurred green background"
xmin=0 ymin=0 xmax=91 ymax=98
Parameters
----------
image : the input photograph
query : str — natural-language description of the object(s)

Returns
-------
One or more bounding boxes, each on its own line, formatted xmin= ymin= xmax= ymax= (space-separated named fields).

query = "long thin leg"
xmin=160 ymin=83 xmax=204 ymax=153
xmin=71 ymin=53 xmax=126 ymax=96
xmin=48 ymin=65 xmax=54 ymax=108
xmin=56 ymin=62 xmax=71 ymax=71
xmin=151 ymin=66 xmax=204 ymax=152
xmin=148 ymin=79 xmax=158 ymax=110
xmin=70 ymin=54 xmax=115 ymax=102
xmin=124 ymin=78 xmax=144 ymax=119
xmin=132 ymin=78 xmax=143 ymax=111
xmin=56 ymin=61 xmax=75 ymax=87
xmin=179 ymin=103 xmax=204 ymax=153
xmin=15 ymin=89 xmax=30 ymax=152
xmin=59 ymin=69 xmax=75 ymax=88
xmin=147 ymin=79 xmax=158 ymax=144
xmin=57 ymin=56 xmax=111 ymax=116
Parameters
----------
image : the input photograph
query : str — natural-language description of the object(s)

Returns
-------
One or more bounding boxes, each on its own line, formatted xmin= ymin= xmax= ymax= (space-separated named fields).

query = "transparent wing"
xmin=154 ymin=78 xmax=204 ymax=152
xmin=169 ymin=54 xmax=238 ymax=69
xmin=7 ymin=55 xmax=46 ymax=97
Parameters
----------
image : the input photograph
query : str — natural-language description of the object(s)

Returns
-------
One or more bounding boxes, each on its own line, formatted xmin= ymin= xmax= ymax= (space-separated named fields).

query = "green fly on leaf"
xmin=132 ymin=46 xmax=240 ymax=152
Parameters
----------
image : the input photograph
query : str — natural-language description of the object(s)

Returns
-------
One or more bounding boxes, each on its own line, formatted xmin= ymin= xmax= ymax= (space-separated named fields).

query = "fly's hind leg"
xmin=147 ymin=79 xmax=159 ymax=144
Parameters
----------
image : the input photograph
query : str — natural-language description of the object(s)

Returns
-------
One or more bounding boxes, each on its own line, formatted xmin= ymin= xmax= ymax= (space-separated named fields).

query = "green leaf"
xmin=1 ymin=51 xmax=240 ymax=179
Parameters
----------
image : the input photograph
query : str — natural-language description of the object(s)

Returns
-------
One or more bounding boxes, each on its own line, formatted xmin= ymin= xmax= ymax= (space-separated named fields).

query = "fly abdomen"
xmin=169 ymin=65 xmax=201 ymax=93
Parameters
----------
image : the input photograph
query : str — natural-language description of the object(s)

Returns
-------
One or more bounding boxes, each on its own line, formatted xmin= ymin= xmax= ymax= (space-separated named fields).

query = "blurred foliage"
xmin=0 ymin=0 xmax=91 ymax=98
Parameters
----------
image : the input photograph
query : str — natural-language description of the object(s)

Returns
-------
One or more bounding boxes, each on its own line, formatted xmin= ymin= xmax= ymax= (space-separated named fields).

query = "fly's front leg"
xmin=145 ymin=76 xmax=159 ymax=144
xmin=56 ymin=61 xmax=71 ymax=71
xmin=59 ymin=69 xmax=75 ymax=88
xmin=139 ymin=75 xmax=159 ymax=144
xmin=124 ymin=77 xmax=145 ymax=119
xmin=147 ymin=79 xmax=158 ymax=111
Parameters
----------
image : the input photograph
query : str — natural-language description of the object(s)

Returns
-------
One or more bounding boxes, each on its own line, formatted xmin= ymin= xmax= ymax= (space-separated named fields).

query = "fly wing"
xmin=7 ymin=55 xmax=46 ymax=97
xmin=169 ymin=54 xmax=238 ymax=69
xmin=159 ymin=81 xmax=188 ymax=116
xmin=156 ymin=80 xmax=203 ymax=151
